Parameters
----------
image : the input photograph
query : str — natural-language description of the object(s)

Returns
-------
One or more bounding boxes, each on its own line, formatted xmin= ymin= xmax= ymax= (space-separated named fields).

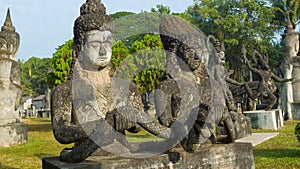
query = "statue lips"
xmin=97 ymin=56 xmax=107 ymax=62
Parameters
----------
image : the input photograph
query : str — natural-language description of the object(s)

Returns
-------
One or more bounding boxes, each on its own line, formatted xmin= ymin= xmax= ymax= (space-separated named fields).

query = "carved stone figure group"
xmin=50 ymin=0 xmax=263 ymax=163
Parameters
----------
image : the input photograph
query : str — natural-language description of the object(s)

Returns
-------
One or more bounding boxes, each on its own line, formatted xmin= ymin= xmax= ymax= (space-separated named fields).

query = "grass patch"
xmin=0 ymin=118 xmax=72 ymax=169
xmin=1 ymin=118 xmax=300 ymax=168
xmin=126 ymin=130 xmax=163 ymax=142
xmin=253 ymin=120 xmax=300 ymax=169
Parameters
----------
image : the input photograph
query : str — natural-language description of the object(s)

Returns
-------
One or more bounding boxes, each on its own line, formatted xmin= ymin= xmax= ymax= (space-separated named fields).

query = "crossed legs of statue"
xmin=59 ymin=118 xmax=129 ymax=163
xmin=180 ymin=108 xmax=236 ymax=152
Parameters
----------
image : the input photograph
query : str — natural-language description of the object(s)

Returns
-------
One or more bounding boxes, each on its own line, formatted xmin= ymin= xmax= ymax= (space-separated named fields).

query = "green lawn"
xmin=253 ymin=120 xmax=300 ymax=169
xmin=0 ymin=118 xmax=299 ymax=169
xmin=0 ymin=118 xmax=72 ymax=169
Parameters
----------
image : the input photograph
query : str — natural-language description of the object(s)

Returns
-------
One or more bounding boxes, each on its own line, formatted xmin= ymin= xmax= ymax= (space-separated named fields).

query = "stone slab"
xmin=243 ymin=109 xmax=283 ymax=130
xmin=235 ymin=132 xmax=279 ymax=146
xmin=0 ymin=122 xmax=28 ymax=147
xmin=43 ymin=142 xmax=254 ymax=169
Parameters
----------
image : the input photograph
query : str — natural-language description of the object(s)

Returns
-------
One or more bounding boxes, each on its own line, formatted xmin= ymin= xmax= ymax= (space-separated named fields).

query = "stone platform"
xmin=236 ymin=132 xmax=279 ymax=146
xmin=243 ymin=109 xmax=283 ymax=130
xmin=43 ymin=142 xmax=254 ymax=169
xmin=0 ymin=122 xmax=28 ymax=147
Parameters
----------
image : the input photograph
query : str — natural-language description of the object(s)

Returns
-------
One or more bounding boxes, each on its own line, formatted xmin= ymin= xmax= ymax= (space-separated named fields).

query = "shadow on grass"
xmin=0 ymin=163 xmax=18 ymax=169
xmin=254 ymin=149 xmax=300 ymax=158
xmin=36 ymin=153 xmax=57 ymax=159
xmin=28 ymin=124 xmax=52 ymax=132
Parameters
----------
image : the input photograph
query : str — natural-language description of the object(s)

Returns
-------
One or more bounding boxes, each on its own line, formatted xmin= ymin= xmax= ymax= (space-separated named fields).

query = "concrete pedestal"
xmin=0 ymin=122 xmax=28 ymax=147
xmin=243 ymin=109 xmax=283 ymax=130
xmin=43 ymin=142 xmax=254 ymax=169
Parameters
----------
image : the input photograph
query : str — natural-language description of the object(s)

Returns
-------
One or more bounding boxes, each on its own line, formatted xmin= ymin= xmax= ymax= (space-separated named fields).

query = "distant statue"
xmin=208 ymin=35 xmax=244 ymax=112
xmin=242 ymin=47 xmax=292 ymax=110
xmin=51 ymin=0 xmax=181 ymax=163
xmin=0 ymin=8 xmax=27 ymax=147
xmin=0 ymin=8 xmax=22 ymax=124
xmin=283 ymin=12 xmax=299 ymax=58
xmin=157 ymin=16 xmax=236 ymax=152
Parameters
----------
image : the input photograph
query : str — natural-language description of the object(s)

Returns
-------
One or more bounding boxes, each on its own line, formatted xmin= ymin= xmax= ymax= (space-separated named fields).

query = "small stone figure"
xmin=208 ymin=35 xmax=244 ymax=112
xmin=157 ymin=16 xmax=236 ymax=152
xmin=51 ymin=0 xmax=180 ymax=163
xmin=243 ymin=47 xmax=292 ymax=110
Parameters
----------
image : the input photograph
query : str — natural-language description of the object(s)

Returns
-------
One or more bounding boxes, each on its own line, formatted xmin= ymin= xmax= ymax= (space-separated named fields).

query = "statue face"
xmin=184 ymin=47 xmax=201 ymax=70
xmin=180 ymin=40 xmax=206 ymax=71
xmin=218 ymin=51 xmax=226 ymax=65
xmin=78 ymin=30 xmax=113 ymax=70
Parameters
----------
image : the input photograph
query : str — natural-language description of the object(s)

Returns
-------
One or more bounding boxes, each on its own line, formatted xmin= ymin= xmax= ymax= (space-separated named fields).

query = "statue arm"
xmin=271 ymin=73 xmax=292 ymax=82
xmin=226 ymin=70 xmax=243 ymax=86
xmin=51 ymin=81 xmax=87 ymax=144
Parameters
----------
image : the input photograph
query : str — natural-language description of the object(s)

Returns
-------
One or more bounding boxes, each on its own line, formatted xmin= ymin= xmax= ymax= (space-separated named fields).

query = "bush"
xmin=295 ymin=122 xmax=300 ymax=141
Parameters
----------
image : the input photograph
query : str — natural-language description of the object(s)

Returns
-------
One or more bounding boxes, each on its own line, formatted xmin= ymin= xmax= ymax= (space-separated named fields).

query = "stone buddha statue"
xmin=51 ymin=0 xmax=181 ymax=163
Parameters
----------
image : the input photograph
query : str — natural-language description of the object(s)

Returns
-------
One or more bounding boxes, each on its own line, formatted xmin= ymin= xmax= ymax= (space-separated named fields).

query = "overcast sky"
xmin=0 ymin=0 xmax=194 ymax=61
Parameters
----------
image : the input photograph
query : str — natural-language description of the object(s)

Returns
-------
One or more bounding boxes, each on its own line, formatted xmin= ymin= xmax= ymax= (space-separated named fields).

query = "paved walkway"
xmin=235 ymin=132 xmax=279 ymax=146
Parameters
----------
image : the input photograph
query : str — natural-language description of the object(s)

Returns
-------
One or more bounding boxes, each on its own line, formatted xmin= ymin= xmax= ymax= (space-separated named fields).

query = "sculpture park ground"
xmin=0 ymin=117 xmax=299 ymax=169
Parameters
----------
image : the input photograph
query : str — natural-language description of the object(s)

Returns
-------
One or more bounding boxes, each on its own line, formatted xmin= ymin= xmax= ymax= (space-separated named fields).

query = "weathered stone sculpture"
xmin=208 ymin=36 xmax=251 ymax=139
xmin=51 ymin=0 xmax=181 ymax=163
xmin=157 ymin=16 xmax=237 ymax=152
xmin=242 ymin=48 xmax=291 ymax=111
xmin=0 ymin=9 xmax=28 ymax=147
xmin=278 ymin=13 xmax=300 ymax=119
xmin=44 ymin=4 xmax=254 ymax=168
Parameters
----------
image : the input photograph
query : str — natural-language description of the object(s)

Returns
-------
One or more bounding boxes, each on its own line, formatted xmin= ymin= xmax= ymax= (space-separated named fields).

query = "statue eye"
xmin=88 ymin=42 xmax=100 ymax=48
xmin=83 ymin=104 xmax=92 ymax=112
xmin=185 ymin=49 xmax=195 ymax=58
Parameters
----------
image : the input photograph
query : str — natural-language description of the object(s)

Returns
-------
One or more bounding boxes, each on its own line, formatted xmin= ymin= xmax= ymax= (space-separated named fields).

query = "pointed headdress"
xmin=73 ymin=0 xmax=114 ymax=53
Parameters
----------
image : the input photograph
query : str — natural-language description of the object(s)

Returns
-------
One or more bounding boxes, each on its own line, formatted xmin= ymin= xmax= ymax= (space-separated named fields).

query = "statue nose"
xmin=99 ymin=45 xmax=106 ymax=55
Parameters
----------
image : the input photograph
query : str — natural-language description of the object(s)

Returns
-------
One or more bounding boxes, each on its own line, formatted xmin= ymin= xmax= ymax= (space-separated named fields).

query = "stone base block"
xmin=292 ymin=102 xmax=300 ymax=120
xmin=43 ymin=142 xmax=254 ymax=169
xmin=0 ymin=122 xmax=28 ymax=147
xmin=218 ymin=113 xmax=252 ymax=139
xmin=243 ymin=109 xmax=283 ymax=130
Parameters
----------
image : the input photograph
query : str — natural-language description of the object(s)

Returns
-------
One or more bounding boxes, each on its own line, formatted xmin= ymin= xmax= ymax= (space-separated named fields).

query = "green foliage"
xmin=21 ymin=57 xmax=51 ymax=96
xmin=187 ymin=0 xmax=278 ymax=81
xmin=131 ymin=34 xmax=165 ymax=93
xmin=113 ymin=12 xmax=162 ymax=48
xmin=109 ymin=11 xmax=135 ymax=20
xmin=267 ymin=42 xmax=286 ymax=72
xmin=270 ymin=0 xmax=300 ymax=29
xmin=295 ymin=122 xmax=300 ymax=141
xmin=111 ymin=40 xmax=130 ymax=70
xmin=46 ymin=40 xmax=73 ymax=89
xmin=114 ymin=34 xmax=166 ymax=93
xmin=151 ymin=4 xmax=171 ymax=14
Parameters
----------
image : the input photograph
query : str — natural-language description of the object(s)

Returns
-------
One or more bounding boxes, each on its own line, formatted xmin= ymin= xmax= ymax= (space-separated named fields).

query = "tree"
xmin=110 ymin=11 xmax=135 ymax=20
xmin=151 ymin=4 xmax=171 ymax=14
xmin=187 ymin=0 xmax=278 ymax=81
xmin=270 ymin=0 xmax=300 ymax=29
xmin=21 ymin=57 xmax=52 ymax=96
xmin=113 ymin=34 xmax=166 ymax=93
xmin=46 ymin=40 xmax=73 ymax=89
xmin=111 ymin=40 xmax=130 ymax=71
